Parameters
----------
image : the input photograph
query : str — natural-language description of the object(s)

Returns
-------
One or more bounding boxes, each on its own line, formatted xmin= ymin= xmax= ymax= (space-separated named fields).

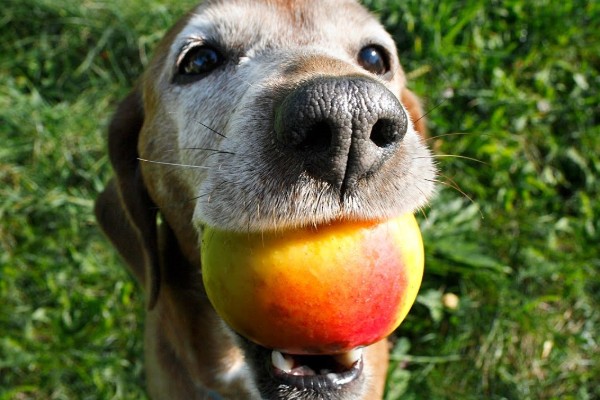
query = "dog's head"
xmin=96 ymin=0 xmax=436 ymax=399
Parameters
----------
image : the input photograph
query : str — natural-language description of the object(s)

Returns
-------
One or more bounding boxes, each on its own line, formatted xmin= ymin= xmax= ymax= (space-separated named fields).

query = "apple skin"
xmin=201 ymin=214 xmax=424 ymax=355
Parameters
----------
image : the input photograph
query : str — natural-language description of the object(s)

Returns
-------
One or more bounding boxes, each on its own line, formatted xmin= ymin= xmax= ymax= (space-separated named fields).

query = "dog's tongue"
xmin=201 ymin=214 xmax=424 ymax=355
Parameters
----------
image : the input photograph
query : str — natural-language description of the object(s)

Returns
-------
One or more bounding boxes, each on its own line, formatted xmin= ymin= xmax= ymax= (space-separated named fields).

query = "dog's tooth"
xmin=334 ymin=348 xmax=363 ymax=368
xmin=271 ymin=351 xmax=294 ymax=373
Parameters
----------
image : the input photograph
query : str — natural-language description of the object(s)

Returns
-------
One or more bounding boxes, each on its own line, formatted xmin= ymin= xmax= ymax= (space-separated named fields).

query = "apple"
xmin=201 ymin=214 xmax=424 ymax=355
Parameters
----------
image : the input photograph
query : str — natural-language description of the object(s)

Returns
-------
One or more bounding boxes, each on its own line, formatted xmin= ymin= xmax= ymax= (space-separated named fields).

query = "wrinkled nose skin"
xmin=274 ymin=77 xmax=408 ymax=195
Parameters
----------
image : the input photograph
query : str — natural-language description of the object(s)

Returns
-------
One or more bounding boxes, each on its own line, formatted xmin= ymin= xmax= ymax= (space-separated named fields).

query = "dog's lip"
xmin=268 ymin=348 xmax=364 ymax=391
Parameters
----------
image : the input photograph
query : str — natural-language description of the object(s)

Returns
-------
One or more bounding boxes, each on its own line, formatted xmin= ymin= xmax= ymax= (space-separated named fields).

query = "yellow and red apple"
xmin=201 ymin=214 xmax=424 ymax=355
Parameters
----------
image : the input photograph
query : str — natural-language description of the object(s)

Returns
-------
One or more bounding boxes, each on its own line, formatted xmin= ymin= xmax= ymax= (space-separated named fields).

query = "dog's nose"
xmin=274 ymin=77 xmax=408 ymax=194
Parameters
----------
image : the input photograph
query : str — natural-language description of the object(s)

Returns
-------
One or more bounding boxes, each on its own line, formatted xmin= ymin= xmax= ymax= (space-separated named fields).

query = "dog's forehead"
xmin=174 ymin=0 xmax=393 ymax=57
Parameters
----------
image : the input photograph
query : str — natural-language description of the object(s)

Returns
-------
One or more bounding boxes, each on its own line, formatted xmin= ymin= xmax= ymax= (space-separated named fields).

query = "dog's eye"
xmin=178 ymin=45 xmax=224 ymax=76
xmin=358 ymin=45 xmax=390 ymax=75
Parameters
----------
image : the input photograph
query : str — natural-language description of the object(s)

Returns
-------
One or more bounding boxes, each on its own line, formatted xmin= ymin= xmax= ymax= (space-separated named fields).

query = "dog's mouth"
xmin=241 ymin=339 xmax=366 ymax=397
xmin=269 ymin=348 xmax=363 ymax=390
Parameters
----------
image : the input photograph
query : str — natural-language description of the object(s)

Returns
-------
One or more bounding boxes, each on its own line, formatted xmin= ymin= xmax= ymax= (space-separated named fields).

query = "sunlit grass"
xmin=1 ymin=0 xmax=598 ymax=399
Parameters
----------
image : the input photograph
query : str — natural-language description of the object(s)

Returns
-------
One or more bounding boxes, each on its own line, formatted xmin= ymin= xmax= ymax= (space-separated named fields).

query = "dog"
xmin=95 ymin=0 xmax=436 ymax=399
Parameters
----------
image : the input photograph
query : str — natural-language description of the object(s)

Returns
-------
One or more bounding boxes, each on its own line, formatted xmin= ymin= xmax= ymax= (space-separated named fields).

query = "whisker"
xmin=426 ymin=176 xmax=484 ymax=219
xmin=166 ymin=112 xmax=227 ymax=138
xmin=415 ymin=203 xmax=430 ymax=224
xmin=182 ymin=147 xmax=235 ymax=156
xmin=414 ymin=97 xmax=448 ymax=125
xmin=433 ymin=154 xmax=488 ymax=165
xmin=196 ymin=120 xmax=227 ymax=138
xmin=137 ymin=158 xmax=211 ymax=169
xmin=412 ymin=185 xmax=433 ymax=224
xmin=181 ymin=147 xmax=236 ymax=159
xmin=148 ymin=191 xmax=211 ymax=211
xmin=426 ymin=132 xmax=471 ymax=142
xmin=414 ymin=154 xmax=488 ymax=165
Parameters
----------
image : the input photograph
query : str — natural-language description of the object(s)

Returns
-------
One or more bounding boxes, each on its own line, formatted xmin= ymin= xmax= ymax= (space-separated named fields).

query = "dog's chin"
xmin=239 ymin=337 xmax=367 ymax=400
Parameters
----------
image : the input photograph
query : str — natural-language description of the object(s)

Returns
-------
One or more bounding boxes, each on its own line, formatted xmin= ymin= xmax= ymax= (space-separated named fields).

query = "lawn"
xmin=1 ymin=0 xmax=598 ymax=399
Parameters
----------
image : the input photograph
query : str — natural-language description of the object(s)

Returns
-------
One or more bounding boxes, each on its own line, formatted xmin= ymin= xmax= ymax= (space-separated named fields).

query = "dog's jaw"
xmin=239 ymin=338 xmax=389 ymax=400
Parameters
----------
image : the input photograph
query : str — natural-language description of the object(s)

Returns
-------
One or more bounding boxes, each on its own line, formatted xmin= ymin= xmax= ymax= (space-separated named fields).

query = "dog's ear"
xmin=95 ymin=89 xmax=161 ymax=310
xmin=401 ymin=88 xmax=427 ymax=138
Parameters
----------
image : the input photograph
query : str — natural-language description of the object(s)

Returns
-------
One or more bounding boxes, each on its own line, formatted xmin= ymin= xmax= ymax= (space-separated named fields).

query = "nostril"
xmin=370 ymin=118 xmax=406 ymax=148
xmin=296 ymin=121 xmax=333 ymax=152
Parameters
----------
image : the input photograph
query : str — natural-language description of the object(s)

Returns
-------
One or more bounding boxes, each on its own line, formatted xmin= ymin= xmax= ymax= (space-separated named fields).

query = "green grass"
xmin=1 ymin=0 xmax=598 ymax=399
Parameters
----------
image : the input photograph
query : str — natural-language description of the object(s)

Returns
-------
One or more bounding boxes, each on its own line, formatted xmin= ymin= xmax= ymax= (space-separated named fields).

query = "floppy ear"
xmin=401 ymin=88 xmax=427 ymax=138
xmin=95 ymin=89 xmax=161 ymax=310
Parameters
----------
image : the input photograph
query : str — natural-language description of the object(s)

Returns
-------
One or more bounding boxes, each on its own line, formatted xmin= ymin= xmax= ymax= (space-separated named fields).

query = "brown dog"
xmin=95 ymin=0 xmax=436 ymax=398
